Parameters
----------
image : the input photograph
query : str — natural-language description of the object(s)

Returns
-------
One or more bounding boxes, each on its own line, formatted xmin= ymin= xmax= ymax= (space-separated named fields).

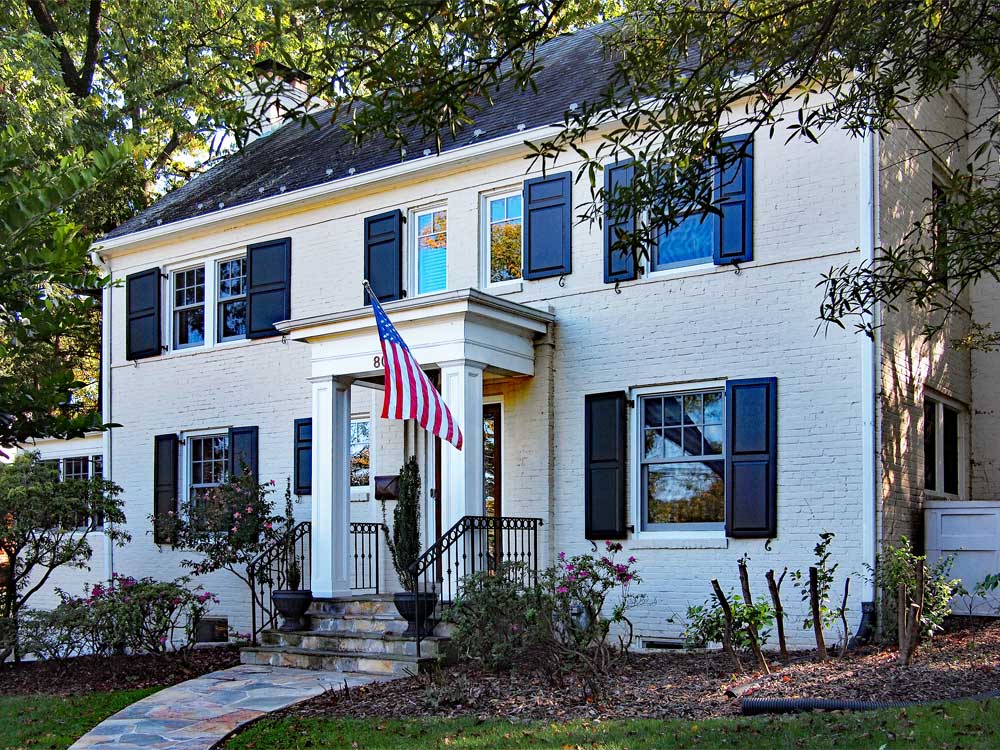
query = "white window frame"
xmin=165 ymin=249 xmax=249 ymax=353
xmin=409 ymin=204 xmax=448 ymax=297
xmin=480 ymin=188 xmax=524 ymax=291
xmin=216 ymin=255 xmax=248 ymax=343
xmin=923 ymin=391 xmax=968 ymax=499
xmin=180 ymin=429 xmax=230 ymax=508
xmin=349 ymin=414 xmax=374 ymax=501
xmin=630 ymin=380 xmax=727 ymax=540
xmin=171 ymin=265 xmax=207 ymax=350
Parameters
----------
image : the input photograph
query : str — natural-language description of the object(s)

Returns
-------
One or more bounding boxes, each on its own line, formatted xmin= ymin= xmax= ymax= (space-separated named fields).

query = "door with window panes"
xmin=483 ymin=404 xmax=502 ymax=569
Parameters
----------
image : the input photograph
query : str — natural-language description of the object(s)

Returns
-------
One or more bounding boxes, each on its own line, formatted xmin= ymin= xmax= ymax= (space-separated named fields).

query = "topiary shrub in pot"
xmin=382 ymin=456 xmax=437 ymax=636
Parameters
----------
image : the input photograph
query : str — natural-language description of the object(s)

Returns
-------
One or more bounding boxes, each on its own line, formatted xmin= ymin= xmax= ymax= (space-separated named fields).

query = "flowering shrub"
xmin=19 ymin=575 xmax=217 ymax=659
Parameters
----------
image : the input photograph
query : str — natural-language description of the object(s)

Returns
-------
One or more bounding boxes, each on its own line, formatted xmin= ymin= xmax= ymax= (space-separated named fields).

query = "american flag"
xmin=369 ymin=287 xmax=464 ymax=450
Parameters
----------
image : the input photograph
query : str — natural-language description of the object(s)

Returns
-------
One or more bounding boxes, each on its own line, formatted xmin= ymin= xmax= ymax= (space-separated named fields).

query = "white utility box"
xmin=925 ymin=500 xmax=1000 ymax=616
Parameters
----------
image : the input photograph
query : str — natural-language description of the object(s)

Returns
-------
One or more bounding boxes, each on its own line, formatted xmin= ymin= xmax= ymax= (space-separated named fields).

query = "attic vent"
xmin=642 ymin=638 xmax=686 ymax=651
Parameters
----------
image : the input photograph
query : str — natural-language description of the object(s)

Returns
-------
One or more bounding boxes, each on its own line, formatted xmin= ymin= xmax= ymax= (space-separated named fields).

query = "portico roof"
xmin=277 ymin=288 xmax=554 ymax=381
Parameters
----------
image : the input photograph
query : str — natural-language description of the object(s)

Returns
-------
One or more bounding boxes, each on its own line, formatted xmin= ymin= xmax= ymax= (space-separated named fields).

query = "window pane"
xmin=703 ymin=425 xmax=724 ymax=455
xmin=704 ymin=392 xmax=723 ymax=425
xmin=174 ymin=307 xmax=205 ymax=347
xmin=644 ymin=429 xmax=664 ymax=460
xmin=943 ymin=405 xmax=959 ymax=494
xmin=652 ymin=214 xmax=713 ymax=270
xmin=662 ymin=396 xmax=682 ymax=426
xmin=219 ymin=299 xmax=247 ymax=340
xmin=924 ymin=399 xmax=937 ymax=491
xmin=218 ymin=258 xmax=246 ymax=299
xmin=489 ymin=221 xmax=522 ymax=283
xmin=684 ymin=393 xmax=702 ymax=425
xmin=417 ymin=211 xmax=447 ymax=294
xmin=490 ymin=197 xmax=506 ymax=222
xmin=662 ymin=427 xmax=683 ymax=457
xmin=506 ymin=195 xmax=522 ymax=218
xmin=643 ymin=398 xmax=662 ymax=428
xmin=646 ymin=461 xmax=725 ymax=525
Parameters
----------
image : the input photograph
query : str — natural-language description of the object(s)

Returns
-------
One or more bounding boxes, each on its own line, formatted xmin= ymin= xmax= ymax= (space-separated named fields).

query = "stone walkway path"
xmin=70 ymin=664 xmax=387 ymax=749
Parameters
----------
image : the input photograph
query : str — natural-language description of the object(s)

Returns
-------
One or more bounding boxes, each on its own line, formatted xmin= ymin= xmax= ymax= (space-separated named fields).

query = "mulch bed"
xmin=0 ymin=645 xmax=240 ymax=696
xmin=292 ymin=621 xmax=1000 ymax=721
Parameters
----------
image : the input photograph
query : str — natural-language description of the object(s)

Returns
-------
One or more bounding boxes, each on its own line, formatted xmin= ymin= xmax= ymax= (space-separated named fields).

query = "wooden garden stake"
xmin=738 ymin=559 xmax=770 ymax=673
xmin=838 ymin=576 xmax=851 ymax=657
xmin=711 ymin=579 xmax=744 ymax=673
xmin=808 ymin=566 xmax=828 ymax=661
xmin=766 ymin=568 xmax=788 ymax=662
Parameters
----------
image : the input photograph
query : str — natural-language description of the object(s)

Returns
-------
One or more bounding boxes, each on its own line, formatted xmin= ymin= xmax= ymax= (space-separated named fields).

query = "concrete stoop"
xmin=240 ymin=594 xmax=450 ymax=678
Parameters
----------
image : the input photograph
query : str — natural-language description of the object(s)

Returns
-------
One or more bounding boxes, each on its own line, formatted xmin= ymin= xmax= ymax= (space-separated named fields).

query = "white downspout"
xmin=859 ymin=130 xmax=880 ymax=605
xmin=94 ymin=252 xmax=114 ymax=583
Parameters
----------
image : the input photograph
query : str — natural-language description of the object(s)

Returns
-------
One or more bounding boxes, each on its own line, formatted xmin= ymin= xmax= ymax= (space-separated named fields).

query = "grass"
xmin=0 ymin=688 xmax=159 ymax=750
xmin=225 ymin=698 xmax=1000 ymax=749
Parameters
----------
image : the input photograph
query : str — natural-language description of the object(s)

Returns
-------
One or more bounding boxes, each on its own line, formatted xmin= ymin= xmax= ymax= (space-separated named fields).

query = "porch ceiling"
xmin=277 ymin=288 xmax=554 ymax=380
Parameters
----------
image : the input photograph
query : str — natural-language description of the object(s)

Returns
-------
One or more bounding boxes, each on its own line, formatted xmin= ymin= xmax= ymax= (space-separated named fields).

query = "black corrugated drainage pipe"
xmin=742 ymin=691 xmax=1000 ymax=716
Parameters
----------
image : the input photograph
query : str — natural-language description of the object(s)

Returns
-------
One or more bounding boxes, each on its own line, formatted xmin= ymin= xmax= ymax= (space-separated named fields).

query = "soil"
xmin=0 ymin=645 xmax=240 ymax=696
xmin=292 ymin=621 xmax=1000 ymax=721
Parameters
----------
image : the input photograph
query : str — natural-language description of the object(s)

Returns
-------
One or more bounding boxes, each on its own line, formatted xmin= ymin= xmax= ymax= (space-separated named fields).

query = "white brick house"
xmin=30 ymin=24 xmax=999 ymax=647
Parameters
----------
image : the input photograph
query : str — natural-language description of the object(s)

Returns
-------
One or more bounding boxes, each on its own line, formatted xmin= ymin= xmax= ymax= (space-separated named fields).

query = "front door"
xmin=483 ymin=404 xmax=502 ymax=567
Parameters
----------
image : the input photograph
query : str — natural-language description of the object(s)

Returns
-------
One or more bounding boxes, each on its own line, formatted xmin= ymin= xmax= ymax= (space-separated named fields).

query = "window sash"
xmin=188 ymin=434 xmax=229 ymax=501
xmin=414 ymin=208 xmax=448 ymax=295
xmin=172 ymin=267 xmax=206 ymax=349
xmin=485 ymin=193 xmax=523 ymax=284
xmin=924 ymin=395 xmax=964 ymax=497
xmin=638 ymin=390 xmax=725 ymax=530
xmin=217 ymin=257 xmax=248 ymax=342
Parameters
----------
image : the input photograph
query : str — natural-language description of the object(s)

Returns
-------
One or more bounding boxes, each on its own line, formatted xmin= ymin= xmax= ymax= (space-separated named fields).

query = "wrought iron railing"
xmin=247 ymin=521 xmax=388 ymax=643
xmin=350 ymin=521 xmax=385 ymax=594
xmin=248 ymin=521 xmax=311 ymax=644
xmin=408 ymin=515 xmax=544 ymax=656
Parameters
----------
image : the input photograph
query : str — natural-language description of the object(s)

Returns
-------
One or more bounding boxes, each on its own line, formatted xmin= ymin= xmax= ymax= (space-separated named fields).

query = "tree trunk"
xmin=809 ymin=566 xmax=828 ymax=661
xmin=766 ymin=568 xmax=789 ymax=662
xmin=898 ymin=562 xmax=925 ymax=666
xmin=711 ymin=579 xmax=744 ymax=673
xmin=838 ymin=576 xmax=851 ymax=657
xmin=738 ymin=560 xmax=769 ymax=673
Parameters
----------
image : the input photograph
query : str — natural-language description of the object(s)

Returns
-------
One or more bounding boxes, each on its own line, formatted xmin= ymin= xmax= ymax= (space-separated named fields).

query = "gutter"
xmin=856 ymin=128 xmax=881 ymax=640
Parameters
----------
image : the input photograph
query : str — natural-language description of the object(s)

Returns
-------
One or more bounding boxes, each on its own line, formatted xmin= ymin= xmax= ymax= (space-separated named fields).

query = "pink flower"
xmin=264 ymin=522 xmax=273 ymax=530
xmin=233 ymin=511 xmax=241 ymax=519
xmin=556 ymin=586 xmax=568 ymax=594
xmin=245 ymin=505 xmax=253 ymax=513
xmin=558 ymin=551 xmax=566 ymax=561
xmin=231 ymin=526 xmax=238 ymax=533
xmin=628 ymin=556 xmax=636 ymax=564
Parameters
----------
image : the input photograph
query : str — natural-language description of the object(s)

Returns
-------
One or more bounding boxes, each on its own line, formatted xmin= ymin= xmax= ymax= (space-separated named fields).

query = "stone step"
xmin=311 ymin=612 xmax=405 ymax=635
xmin=308 ymin=595 xmax=400 ymax=618
xmin=261 ymin=629 xmax=445 ymax=658
xmin=241 ymin=646 xmax=435 ymax=676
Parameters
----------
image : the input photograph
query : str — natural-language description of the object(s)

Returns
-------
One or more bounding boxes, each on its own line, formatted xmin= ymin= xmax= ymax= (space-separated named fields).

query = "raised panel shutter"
xmin=293 ymin=418 xmax=312 ymax=495
xmin=585 ymin=391 xmax=628 ymax=540
xmin=725 ymin=377 xmax=777 ymax=538
xmin=523 ymin=172 xmax=572 ymax=280
xmin=604 ymin=161 xmax=637 ymax=283
xmin=713 ymin=134 xmax=754 ymax=265
xmin=246 ymin=238 xmax=291 ymax=339
xmin=364 ymin=210 xmax=404 ymax=304
xmin=153 ymin=433 xmax=178 ymax=544
xmin=228 ymin=426 xmax=259 ymax=483
xmin=126 ymin=268 xmax=162 ymax=360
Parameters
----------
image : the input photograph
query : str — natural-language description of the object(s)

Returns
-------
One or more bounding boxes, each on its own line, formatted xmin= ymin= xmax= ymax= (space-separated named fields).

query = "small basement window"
xmin=194 ymin=617 xmax=229 ymax=643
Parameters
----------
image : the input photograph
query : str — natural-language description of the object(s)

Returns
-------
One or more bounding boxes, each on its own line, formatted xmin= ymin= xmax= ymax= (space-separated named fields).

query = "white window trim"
xmin=629 ymin=379 xmax=728 ymax=540
xmin=164 ymin=248 xmax=248 ymax=353
xmin=179 ymin=428 xmax=230 ymax=507
xmin=350 ymin=409 xmax=375 ymax=501
xmin=479 ymin=188 xmax=524 ymax=292
xmin=924 ymin=390 xmax=968 ymax=500
xmin=171 ymin=264 xmax=208 ymax=351
xmin=409 ymin=204 xmax=448 ymax=297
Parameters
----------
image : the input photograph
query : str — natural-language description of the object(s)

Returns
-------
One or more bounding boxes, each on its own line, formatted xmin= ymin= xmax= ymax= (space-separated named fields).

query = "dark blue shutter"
xmin=523 ymin=172 xmax=572 ymax=279
xmin=126 ymin=268 xmax=162 ymax=360
xmin=364 ymin=210 xmax=404 ymax=304
xmin=725 ymin=378 xmax=777 ymax=538
xmin=604 ymin=161 xmax=637 ymax=283
xmin=153 ymin=433 xmax=179 ymax=544
xmin=293 ymin=418 xmax=312 ymax=495
xmin=585 ymin=391 xmax=628 ymax=540
xmin=713 ymin=134 xmax=754 ymax=265
xmin=228 ymin=426 xmax=259 ymax=483
xmin=247 ymin=238 xmax=291 ymax=338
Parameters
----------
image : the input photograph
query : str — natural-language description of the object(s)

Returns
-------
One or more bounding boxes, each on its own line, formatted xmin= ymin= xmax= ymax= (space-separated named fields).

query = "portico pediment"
xmin=278 ymin=288 xmax=554 ymax=380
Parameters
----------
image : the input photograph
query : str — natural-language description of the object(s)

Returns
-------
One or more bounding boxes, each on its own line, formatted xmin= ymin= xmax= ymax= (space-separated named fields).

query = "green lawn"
xmin=0 ymin=688 xmax=158 ymax=750
xmin=226 ymin=699 xmax=1000 ymax=749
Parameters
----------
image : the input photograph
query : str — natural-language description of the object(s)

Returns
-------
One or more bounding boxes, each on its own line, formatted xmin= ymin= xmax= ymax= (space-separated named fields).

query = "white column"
xmin=439 ymin=360 xmax=485 ymax=531
xmin=310 ymin=375 xmax=353 ymax=599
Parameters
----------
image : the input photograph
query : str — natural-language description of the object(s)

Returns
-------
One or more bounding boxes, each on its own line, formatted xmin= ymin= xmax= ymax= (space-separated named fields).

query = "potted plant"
xmin=272 ymin=481 xmax=312 ymax=631
xmin=382 ymin=456 xmax=437 ymax=636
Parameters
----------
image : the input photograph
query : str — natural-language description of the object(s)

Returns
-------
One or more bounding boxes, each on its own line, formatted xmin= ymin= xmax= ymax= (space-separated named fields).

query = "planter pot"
xmin=272 ymin=589 xmax=313 ymax=632
xmin=393 ymin=591 xmax=439 ymax=637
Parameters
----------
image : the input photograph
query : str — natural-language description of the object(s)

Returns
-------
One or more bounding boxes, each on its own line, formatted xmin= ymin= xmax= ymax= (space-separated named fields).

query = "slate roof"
xmin=106 ymin=21 xmax=623 ymax=240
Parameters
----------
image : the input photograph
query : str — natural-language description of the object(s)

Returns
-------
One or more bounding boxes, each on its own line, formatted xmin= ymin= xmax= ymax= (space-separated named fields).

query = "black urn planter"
xmin=272 ymin=589 xmax=313 ymax=632
xmin=393 ymin=591 xmax=439 ymax=637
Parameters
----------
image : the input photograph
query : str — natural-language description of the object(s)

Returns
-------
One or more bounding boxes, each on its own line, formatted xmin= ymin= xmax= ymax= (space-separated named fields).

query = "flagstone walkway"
xmin=70 ymin=664 xmax=387 ymax=749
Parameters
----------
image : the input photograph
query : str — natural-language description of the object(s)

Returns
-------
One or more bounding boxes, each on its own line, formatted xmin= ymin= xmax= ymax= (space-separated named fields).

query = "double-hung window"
xmin=188 ymin=434 xmax=229 ymax=505
xmin=54 ymin=455 xmax=104 ymax=529
xmin=639 ymin=389 xmax=725 ymax=530
xmin=217 ymin=257 xmax=248 ymax=342
xmin=173 ymin=267 xmax=206 ymax=349
xmin=484 ymin=192 xmax=523 ymax=284
xmin=414 ymin=208 xmax=448 ymax=295
xmin=924 ymin=394 xmax=964 ymax=497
